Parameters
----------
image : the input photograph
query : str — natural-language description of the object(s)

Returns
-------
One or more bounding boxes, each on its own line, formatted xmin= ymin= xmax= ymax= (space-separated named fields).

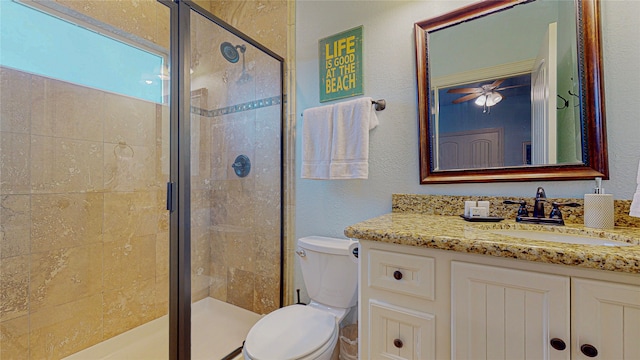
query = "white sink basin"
xmin=490 ymin=229 xmax=633 ymax=247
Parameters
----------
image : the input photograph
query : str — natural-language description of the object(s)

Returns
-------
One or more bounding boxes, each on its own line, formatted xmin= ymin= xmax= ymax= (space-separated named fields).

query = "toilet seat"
xmin=244 ymin=305 xmax=337 ymax=360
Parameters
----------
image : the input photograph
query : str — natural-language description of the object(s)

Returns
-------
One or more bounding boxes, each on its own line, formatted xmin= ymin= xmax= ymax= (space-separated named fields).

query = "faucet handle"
xmin=549 ymin=202 xmax=581 ymax=219
xmin=503 ymin=200 xmax=529 ymax=217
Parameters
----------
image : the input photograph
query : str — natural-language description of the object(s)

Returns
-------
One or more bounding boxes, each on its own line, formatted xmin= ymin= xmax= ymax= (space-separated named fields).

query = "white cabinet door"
xmin=572 ymin=278 xmax=640 ymax=359
xmin=369 ymin=300 xmax=435 ymax=360
xmin=451 ymin=262 xmax=570 ymax=360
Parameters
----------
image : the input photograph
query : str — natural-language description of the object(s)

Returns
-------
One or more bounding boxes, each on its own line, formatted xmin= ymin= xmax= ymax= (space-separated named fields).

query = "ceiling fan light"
xmin=486 ymin=92 xmax=503 ymax=106
xmin=475 ymin=95 xmax=487 ymax=106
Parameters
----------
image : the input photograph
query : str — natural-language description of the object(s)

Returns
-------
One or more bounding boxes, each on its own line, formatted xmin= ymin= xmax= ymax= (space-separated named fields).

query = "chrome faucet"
xmin=533 ymin=187 xmax=547 ymax=218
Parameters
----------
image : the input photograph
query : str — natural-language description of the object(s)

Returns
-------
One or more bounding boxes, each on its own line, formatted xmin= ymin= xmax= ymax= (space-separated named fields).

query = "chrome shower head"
xmin=220 ymin=41 xmax=246 ymax=63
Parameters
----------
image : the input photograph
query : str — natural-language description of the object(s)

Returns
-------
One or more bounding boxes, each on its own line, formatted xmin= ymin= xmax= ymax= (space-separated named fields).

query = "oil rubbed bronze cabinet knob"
xmin=393 ymin=270 xmax=403 ymax=280
xmin=581 ymin=344 xmax=598 ymax=357
xmin=549 ymin=338 xmax=566 ymax=351
xmin=393 ymin=338 xmax=403 ymax=348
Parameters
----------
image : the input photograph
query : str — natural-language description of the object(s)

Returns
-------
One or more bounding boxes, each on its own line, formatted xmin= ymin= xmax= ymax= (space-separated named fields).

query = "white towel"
xmin=301 ymin=104 xmax=334 ymax=179
xmin=330 ymin=97 xmax=379 ymax=179
xmin=630 ymin=160 xmax=640 ymax=217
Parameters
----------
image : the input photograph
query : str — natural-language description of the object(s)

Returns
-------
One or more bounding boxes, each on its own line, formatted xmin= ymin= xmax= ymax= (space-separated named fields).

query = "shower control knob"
xmin=393 ymin=270 xmax=403 ymax=280
xmin=393 ymin=339 xmax=403 ymax=349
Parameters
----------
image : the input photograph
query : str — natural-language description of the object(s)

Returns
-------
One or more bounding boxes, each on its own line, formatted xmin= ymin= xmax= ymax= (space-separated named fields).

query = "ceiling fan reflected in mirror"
xmin=447 ymin=78 xmax=525 ymax=113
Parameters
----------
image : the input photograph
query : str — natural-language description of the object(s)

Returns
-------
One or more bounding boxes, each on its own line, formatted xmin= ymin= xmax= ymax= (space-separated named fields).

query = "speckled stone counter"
xmin=344 ymin=213 xmax=640 ymax=274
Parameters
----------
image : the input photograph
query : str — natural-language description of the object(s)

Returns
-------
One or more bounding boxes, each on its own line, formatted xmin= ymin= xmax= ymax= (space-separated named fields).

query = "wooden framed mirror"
xmin=415 ymin=0 xmax=608 ymax=184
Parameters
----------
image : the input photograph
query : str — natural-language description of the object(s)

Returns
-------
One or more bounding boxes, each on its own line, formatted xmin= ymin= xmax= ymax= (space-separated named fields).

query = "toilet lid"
xmin=245 ymin=305 xmax=336 ymax=360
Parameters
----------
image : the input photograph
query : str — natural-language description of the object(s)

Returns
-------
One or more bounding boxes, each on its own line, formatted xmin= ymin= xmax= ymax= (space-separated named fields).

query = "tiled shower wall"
xmin=0 ymin=66 xmax=170 ymax=359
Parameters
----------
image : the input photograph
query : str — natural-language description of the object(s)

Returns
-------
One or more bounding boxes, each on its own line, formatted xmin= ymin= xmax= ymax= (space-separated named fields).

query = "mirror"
xmin=415 ymin=0 xmax=608 ymax=184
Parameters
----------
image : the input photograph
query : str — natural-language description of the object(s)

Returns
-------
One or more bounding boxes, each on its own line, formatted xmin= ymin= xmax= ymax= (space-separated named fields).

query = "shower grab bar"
xmin=301 ymin=98 xmax=386 ymax=116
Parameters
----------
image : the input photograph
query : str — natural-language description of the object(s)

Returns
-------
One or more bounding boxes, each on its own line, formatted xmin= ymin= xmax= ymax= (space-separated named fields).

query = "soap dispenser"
xmin=583 ymin=177 xmax=614 ymax=229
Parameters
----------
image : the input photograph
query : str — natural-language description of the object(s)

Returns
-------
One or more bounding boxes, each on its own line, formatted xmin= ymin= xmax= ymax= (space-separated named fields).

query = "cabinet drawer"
xmin=369 ymin=300 xmax=435 ymax=360
xmin=368 ymin=249 xmax=435 ymax=300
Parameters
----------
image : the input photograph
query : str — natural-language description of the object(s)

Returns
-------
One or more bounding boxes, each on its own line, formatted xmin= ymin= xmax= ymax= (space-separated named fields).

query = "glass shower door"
xmin=186 ymin=4 xmax=284 ymax=358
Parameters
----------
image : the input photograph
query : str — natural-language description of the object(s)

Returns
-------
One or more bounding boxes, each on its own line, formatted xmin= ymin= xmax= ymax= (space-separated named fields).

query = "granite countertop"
xmin=344 ymin=213 xmax=640 ymax=274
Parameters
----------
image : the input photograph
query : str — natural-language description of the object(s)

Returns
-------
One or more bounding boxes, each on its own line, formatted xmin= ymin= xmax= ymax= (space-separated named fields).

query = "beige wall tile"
xmin=190 ymin=189 xmax=212 ymax=228
xmin=103 ymin=278 xmax=157 ymax=339
xmin=28 ymin=75 xmax=54 ymax=136
xmin=154 ymin=275 xmax=169 ymax=318
xmin=253 ymin=190 xmax=281 ymax=232
xmin=31 ymin=193 xmax=103 ymax=253
xmin=54 ymin=0 xmax=163 ymax=48
xmin=191 ymin=226 xmax=211 ymax=302
xmin=154 ymin=233 xmax=169 ymax=316
xmin=0 ymin=255 xmax=29 ymax=322
xmin=0 ymin=315 xmax=30 ymax=359
xmin=254 ymin=107 xmax=282 ymax=192
xmin=190 ymin=116 xmax=214 ymax=191
xmin=0 ymin=67 xmax=31 ymax=134
xmin=0 ymin=132 xmax=30 ymax=195
xmin=104 ymin=142 xmax=158 ymax=192
xmin=210 ymin=228 xmax=229 ymax=267
xmin=156 ymin=232 xmax=169 ymax=279
xmin=103 ymin=191 xmax=163 ymax=239
xmin=255 ymin=232 xmax=280 ymax=278
xmin=29 ymin=244 xmax=103 ymax=312
xmin=156 ymin=104 xmax=170 ymax=181
xmin=30 ymin=294 xmax=103 ymax=359
xmin=227 ymin=267 xmax=254 ymax=311
xmin=224 ymin=232 xmax=256 ymax=273
xmin=31 ymin=77 xmax=104 ymax=141
xmin=253 ymin=274 xmax=280 ymax=315
xmin=254 ymin=52 xmax=283 ymax=99
xmin=192 ymin=279 xmax=210 ymax=303
xmin=211 ymin=187 xmax=256 ymax=228
xmin=30 ymin=135 xmax=104 ymax=193
xmin=103 ymin=92 xmax=156 ymax=148
xmin=210 ymin=122 xmax=229 ymax=181
xmin=223 ymin=113 xmax=257 ymax=153
xmin=0 ymin=195 xmax=31 ymax=259
xmin=103 ymin=234 xmax=156 ymax=291
xmin=155 ymin=2 xmax=171 ymax=50
xmin=206 ymin=0 xmax=287 ymax=58
xmin=208 ymin=262 xmax=227 ymax=302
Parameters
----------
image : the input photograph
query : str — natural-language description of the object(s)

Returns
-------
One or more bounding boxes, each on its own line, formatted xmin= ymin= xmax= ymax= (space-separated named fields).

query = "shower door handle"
xmin=166 ymin=182 xmax=175 ymax=212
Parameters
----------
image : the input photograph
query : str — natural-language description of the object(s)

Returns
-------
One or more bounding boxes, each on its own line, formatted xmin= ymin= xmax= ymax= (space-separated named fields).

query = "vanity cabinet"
xmin=572 ymin=279 xmax=640 ymax=359
xmin=451 ymin=262 xmax=570 ymax=360
xmin=359 ymin=240 xmax=640 ymax=360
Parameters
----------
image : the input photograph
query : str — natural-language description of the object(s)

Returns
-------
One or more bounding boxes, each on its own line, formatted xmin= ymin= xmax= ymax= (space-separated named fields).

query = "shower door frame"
xmin=164 ymin=1 xmax=285 ymax=358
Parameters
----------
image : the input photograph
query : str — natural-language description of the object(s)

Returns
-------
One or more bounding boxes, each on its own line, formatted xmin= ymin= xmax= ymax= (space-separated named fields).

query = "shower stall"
xmin=0 ymin=0 xmax=284 ymax=359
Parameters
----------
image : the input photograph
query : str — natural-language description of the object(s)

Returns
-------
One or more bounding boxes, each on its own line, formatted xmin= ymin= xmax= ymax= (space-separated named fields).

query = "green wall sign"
xmin=319 ymin=26 xmax=363 ymax=102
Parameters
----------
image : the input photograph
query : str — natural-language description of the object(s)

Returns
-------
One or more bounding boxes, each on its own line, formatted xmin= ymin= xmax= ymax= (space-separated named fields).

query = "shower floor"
xmin=64 ymin=297 xmax=260 ymax=360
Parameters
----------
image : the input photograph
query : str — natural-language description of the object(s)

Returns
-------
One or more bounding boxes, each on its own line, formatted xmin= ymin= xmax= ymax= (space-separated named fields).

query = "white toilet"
xmin=242 ymin=236 xmax=358 ymax=360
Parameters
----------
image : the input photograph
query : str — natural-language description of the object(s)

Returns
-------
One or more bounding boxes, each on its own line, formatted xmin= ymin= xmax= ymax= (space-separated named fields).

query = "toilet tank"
xmin=297 ymin=236 xmax=358 ymax=309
